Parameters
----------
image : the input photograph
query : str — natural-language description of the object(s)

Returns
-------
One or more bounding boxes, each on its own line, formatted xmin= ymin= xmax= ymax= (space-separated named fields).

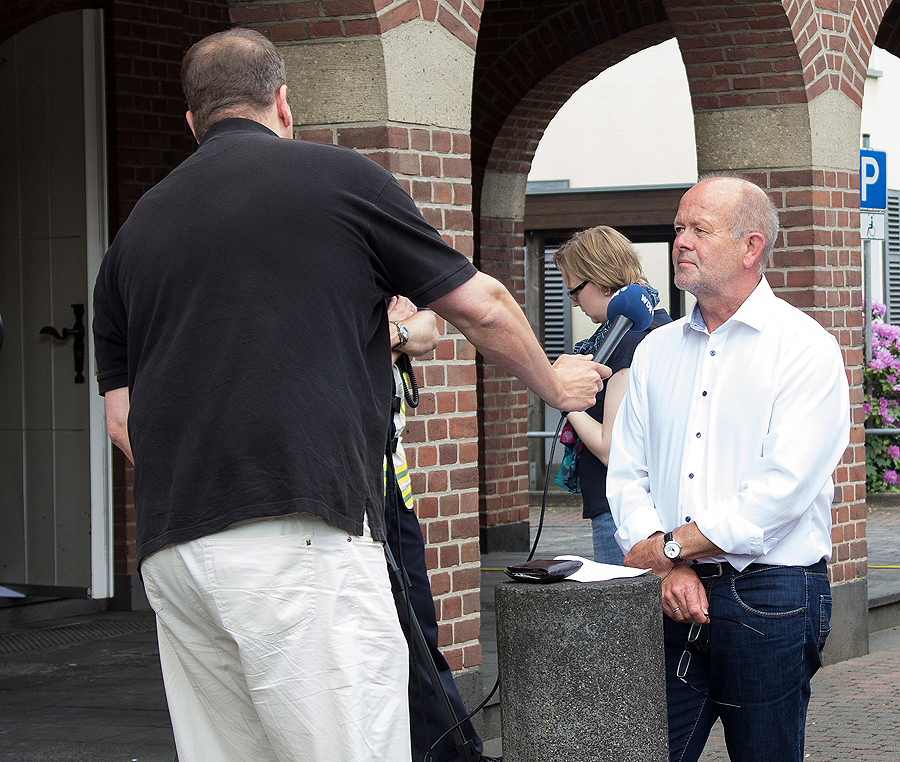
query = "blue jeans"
xmin=591 ymin=511 xmax=625 ymax=565
xmin=665 ymin=561 xmax=831 ymax=762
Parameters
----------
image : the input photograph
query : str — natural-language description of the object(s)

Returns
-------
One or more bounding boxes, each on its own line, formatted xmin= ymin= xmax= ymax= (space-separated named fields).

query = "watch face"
xmin=664 ymin=541 xmax=680 ymax=560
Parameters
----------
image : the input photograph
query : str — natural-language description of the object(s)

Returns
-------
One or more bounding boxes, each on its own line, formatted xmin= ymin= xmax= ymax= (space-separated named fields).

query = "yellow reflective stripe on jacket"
xmin=384 ymin=366 xmax=414 ymax=510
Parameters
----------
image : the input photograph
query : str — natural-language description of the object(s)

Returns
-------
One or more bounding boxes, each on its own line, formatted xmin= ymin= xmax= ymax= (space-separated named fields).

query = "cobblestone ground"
xmin=697 ymin=637 xmax=900 ymax=762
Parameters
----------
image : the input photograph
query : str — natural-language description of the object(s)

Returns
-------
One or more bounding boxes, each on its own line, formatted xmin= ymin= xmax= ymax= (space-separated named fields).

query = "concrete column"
xmin=496 ymin=575 xmax=668 ymax=762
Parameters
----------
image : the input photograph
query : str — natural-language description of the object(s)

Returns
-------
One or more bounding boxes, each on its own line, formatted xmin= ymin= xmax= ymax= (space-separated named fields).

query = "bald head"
xmin=673 ymin=175 xmax=778 ymax=329
xmin=694 ymin=175 xmax=779 ymax=273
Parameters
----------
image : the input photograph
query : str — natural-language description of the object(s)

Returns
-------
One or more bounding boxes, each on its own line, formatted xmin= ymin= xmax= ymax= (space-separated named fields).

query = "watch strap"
xmin=391 ymin=321 xmax=409 ymax=347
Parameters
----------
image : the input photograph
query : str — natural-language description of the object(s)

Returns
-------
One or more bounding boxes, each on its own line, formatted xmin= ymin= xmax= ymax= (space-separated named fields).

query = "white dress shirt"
xmin=607 ymin=278 xmax=851 ymax=570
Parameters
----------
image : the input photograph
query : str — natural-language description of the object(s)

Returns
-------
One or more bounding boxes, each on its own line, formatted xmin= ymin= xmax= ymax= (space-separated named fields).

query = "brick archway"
xmin=471 ymin=0 xmax=898 ymax=660
xmin=471 ymin=0 xmax=673 ymax=551
xmin=5 ymin=0 xmax=899 ymax=677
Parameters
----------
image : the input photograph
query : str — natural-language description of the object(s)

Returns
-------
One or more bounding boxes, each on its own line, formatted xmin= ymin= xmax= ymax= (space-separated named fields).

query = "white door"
xmin=0 ymin=10 xmax=112 ymax=598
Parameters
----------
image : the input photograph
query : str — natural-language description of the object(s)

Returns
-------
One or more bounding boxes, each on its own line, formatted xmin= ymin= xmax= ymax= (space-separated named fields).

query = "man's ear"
xmin=186 ymin=111 xmax=199 ymax=143
xmin=275 ymin=85 xmax=293 ymax=138
xmin=743 ymin=231 xmax=767 ymax=272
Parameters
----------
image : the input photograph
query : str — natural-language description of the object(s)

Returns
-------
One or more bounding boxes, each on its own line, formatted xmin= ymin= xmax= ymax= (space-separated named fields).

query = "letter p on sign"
xmin=860 ymin=149 xmax=887 ymax=210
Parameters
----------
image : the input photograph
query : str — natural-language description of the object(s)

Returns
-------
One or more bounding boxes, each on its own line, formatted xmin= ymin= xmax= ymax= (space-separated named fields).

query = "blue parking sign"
xmin=860 ymin=149 xmax=887 ymax=210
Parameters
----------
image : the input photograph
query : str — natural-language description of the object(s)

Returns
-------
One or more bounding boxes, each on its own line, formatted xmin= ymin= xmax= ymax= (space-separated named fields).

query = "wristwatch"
xmin=663 ymin=531 xmax=682 ymax=562
xmin=392 ymin=321 xmax=409 ymax=348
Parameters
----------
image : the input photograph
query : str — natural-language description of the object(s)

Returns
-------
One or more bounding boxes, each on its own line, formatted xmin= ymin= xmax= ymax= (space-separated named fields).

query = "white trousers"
xmin=141 ymin=512 xmax=410 ymax=762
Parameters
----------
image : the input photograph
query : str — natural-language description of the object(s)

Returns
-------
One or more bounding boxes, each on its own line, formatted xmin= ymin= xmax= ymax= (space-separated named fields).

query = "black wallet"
xmin=504 ymin=558 xmax=583 ymax=583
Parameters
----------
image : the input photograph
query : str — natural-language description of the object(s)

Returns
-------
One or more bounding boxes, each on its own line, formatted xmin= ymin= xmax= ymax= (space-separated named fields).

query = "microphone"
xmin=592 ymin=284 xmax=655 ymax=365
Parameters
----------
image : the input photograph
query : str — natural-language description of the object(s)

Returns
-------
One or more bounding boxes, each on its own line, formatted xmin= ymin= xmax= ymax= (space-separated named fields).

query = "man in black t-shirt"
xmin=93 ymin=28 xmax=606 ymax=762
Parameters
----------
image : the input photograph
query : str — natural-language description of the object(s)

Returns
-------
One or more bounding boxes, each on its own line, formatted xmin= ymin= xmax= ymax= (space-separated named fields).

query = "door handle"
xmin=40 ymin=304 xmax=86 ymax=383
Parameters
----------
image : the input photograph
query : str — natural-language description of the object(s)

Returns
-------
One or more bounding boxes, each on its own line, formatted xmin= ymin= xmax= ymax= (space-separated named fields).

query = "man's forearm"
xmin=104 ymin=386 xmax=134 ymax=464
xmin=430 ymin=271 xmax=607 ymax=411
xmin=624 ymin=522 xmax=723 ymax=576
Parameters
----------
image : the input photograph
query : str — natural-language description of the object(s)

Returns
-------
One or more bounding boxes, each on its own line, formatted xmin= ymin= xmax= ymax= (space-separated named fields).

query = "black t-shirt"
xmin=579 ymin=310 xmax=672 ymax=519
xmin=93 ymin=119 xmax=476 ymax=561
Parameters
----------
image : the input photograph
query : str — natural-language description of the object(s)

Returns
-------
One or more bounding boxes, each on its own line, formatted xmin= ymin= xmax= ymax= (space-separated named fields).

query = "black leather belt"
xmin=691 ymin=559 xmax=827 ymax=578
xmin=691 ymin=561 xmax=771 ymax=578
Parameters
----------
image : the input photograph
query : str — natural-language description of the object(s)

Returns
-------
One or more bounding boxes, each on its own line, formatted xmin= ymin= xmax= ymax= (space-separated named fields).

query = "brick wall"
xmin=9 ymin=0 xmax=897 ymax=661
xmin=757 ymin=168 xmax=867 ymax=583
xmin=109 ymin=1 xmax=232 ymax=233
xmin=477 ymin=218 xmax=530 ymax=540
xmin=662 ymin=0 xmax=881 ymax=109
xmin=227 ymin=0 xmax=481 ymax=48
xmin=297 ymin=120 xmax=483 ymax=669
xmin=663 ymin=0 xmax=807 ymax=109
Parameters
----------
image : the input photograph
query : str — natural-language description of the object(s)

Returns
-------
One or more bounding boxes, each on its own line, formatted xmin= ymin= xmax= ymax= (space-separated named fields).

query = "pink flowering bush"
xmin=865 ymin=302 xmax=900 ymax=492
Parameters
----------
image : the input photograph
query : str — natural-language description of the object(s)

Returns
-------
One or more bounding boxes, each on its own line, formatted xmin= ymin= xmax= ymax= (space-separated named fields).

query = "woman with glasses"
xmin=553 ymin=226 xmax=672 ymax=564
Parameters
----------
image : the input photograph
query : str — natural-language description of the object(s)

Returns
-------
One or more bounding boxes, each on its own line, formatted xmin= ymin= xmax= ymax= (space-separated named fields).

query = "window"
xmin=542 ymin=246 xmax=571 ymax=360
xmin=886 ymin=190 xmax=900 ymax=324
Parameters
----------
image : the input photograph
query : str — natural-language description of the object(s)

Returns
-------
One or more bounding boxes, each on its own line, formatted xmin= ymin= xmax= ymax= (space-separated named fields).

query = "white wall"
xmin=528 ymin=38 xmax=697 ymax=189
xmin=863 ymin=47 xmax=900 ymax=190
xmin=530 ymin=39 xmax=900 ymax=311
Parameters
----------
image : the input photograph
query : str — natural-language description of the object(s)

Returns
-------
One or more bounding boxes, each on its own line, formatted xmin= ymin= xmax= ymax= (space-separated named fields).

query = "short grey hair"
xmin=182 ymin=29 xmax=286 ymax=141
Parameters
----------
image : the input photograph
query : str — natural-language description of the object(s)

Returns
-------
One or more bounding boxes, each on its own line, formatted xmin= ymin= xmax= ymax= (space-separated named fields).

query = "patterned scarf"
xmin=555 ymin=284 xmax=660 ymax=493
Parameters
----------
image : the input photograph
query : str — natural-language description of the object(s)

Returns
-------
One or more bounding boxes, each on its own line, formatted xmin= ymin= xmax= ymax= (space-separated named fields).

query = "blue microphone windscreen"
xmin=606 ymin=284 xmax=655 ymax=332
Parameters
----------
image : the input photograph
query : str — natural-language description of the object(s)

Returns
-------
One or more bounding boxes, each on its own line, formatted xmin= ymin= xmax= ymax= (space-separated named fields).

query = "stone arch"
xmin=470 ymin=0 xmax=897 ymax=660
xmin=877 ymin=0 xmax=900 ymax=55
xmin=472 ymin=2 xmax=671 ymax=179
xmin=471 ymin=0 xmax=672 ymax=551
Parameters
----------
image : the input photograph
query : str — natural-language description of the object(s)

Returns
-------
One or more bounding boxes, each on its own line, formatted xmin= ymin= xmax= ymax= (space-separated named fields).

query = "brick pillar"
xmin=251 ymin=1 xmax=487 ymax=689
xmin=672 ymin=0 xmax=876 ymax=659
xmin=764 ymin=169 xmax=867 ymax=585
xmin=477 ymin=216 xmax=532 ymax=553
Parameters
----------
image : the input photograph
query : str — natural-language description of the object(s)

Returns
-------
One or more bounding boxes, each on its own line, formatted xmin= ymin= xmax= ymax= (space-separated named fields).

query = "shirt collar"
xmin=686 ymin=277 xmax=772 ymax=335
xmin=200 ymin=118 xmax=277 ymax=144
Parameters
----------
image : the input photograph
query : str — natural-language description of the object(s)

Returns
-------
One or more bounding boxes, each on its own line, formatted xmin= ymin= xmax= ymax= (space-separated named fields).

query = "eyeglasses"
xmin=676 ymin=615 xmax=764 ymax=709
xmin=567 ymin=279 xmax=590 ymax=301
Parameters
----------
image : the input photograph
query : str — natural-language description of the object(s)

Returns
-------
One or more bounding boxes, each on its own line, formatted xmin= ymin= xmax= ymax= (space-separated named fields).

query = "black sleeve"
xmin=92 ymin=249 xmax=129 ymax=394
xmin=365 ymin=173 xmax=477 ymax=306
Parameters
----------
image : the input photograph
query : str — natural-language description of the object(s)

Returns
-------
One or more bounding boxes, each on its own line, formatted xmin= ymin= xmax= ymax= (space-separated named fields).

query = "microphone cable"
xmin=427 ymin=411 xmax=567 ymax=761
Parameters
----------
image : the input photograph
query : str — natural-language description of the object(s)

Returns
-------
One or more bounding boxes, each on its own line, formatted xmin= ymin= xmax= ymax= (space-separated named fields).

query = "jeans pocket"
xmin=205 ymin=531 xmax=316 ymax=642
xmin=729 ymin=566 xmax=805 ymax=617
xmin=140 ymin=562 xmax=164 ymax=615
xmin=817 ymin=593 xmax=833 ymax=652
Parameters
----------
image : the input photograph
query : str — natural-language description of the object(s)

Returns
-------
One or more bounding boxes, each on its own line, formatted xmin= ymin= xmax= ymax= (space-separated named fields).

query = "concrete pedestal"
xmin=495 ymin=575 xmax=667 ymax=762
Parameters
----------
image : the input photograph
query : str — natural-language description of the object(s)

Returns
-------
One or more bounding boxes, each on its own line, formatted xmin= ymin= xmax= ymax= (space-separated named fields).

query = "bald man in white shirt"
xmin=607 ymin=175 xmax=850 ymax=762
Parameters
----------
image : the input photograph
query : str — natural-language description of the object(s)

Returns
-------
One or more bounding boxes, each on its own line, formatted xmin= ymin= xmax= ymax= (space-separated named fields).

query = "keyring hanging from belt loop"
xmin=397 ymin=353 xmax=419 ymax=408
